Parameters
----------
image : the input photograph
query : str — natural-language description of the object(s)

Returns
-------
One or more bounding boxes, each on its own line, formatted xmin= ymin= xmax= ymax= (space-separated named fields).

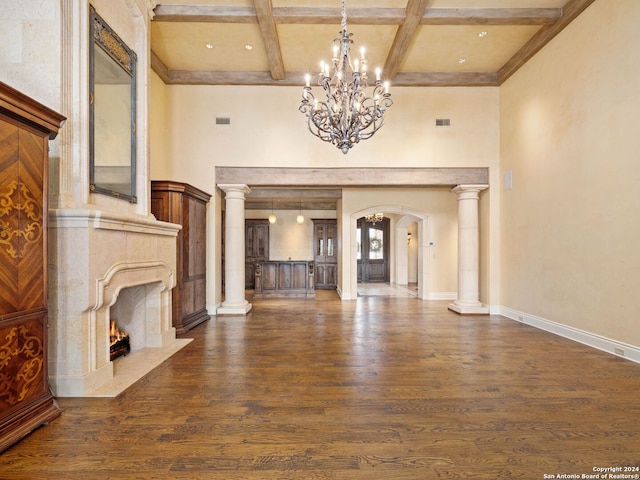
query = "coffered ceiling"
xmin=150 ymin=0 xmax=596 ymax=87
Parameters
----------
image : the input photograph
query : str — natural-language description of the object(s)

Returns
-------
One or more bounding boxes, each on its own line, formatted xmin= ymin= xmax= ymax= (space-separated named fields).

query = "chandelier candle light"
xmin=299 ymin=0 xmax=393 ymax=154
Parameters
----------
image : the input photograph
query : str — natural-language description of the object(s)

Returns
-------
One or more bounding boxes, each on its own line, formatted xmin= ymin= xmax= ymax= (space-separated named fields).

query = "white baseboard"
xmin=500 ymin=306 xmax=640 ymax=365
xmin=336 ymin=285 xmax=357 ymax=300
xmin=207 ymin=302 xmax=221 ymax=316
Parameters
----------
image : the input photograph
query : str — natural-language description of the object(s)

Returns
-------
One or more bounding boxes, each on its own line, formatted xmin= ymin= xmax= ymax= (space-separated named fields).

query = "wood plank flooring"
xmin=2 ymin=291 xmax=640 ymax=479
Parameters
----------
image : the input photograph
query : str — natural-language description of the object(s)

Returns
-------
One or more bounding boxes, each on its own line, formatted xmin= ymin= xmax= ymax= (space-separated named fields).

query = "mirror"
xmin=89 ymin=6 xmax=137 ymax=203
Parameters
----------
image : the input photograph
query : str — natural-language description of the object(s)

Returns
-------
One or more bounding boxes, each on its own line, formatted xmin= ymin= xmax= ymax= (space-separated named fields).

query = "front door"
xmin=357 ymin=217 xmax=390 ymax=283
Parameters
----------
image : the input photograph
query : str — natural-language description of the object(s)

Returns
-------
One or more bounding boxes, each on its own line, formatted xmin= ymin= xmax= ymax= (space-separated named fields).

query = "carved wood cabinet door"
xmin=0 ymin=83 xmax=64 ymax=452
xmin=245 ymin=220 xmax=269 ymax=289
xmin=0 ymin=115 xmax=50 ymax=415
xmin=0 ymin=115 xmax=46 ymax=315
xmin=313 ymin=219 xmax=338 ymax=289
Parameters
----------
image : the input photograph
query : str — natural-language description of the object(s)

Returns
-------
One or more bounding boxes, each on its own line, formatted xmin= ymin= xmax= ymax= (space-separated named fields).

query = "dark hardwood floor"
xmin=2 ymin=291 xmax=640 ymax=479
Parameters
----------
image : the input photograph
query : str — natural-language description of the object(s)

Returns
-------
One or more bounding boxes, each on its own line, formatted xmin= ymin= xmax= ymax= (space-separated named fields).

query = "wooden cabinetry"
xmin=151 ymin=181 xmax=211 ymax=334
xmin=254 ymin=261 xmax=315 ymax=298
xmin=245 ymin=219 xmax=269 ymax=289
xmin=0 ymin=82 xmax=65 ymax=452
xmin=313 ymin=219 xmax=338 ymax=289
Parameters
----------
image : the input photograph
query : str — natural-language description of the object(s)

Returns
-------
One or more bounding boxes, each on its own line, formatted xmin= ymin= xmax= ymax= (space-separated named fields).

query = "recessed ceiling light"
xmin=478 ymin=31 xmax=488 ymax=37
xmin=458 ymin=58 xmax=466 ymax=64
xmin=245 ymin=44 xmax=253 ymax=50
xmin=205 ymin=43 xmax=213 ymax=49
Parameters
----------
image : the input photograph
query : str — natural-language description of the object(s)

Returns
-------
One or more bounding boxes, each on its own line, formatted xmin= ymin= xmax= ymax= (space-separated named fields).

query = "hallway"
xmin=357 ymin=282 xmax=418 ymax=297
xmin=2 ymin=292 xmax=640 ymax=478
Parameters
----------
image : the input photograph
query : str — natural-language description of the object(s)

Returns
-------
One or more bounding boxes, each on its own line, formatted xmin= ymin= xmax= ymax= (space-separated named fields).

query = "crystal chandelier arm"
xmin=302 ymin=88 xmax=341 ymax=143
xmin=351 ymin=83 xmax=393 ymax=140
xmin=304 ymin=102 xmax=341 ymax=143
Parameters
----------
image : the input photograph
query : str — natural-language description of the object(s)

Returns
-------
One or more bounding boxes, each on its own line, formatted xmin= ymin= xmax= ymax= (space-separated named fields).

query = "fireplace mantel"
xmin=48 ymin=208 xmax=188 ymax=397
xmin=49 ymin=208 xmax=182 ymax=234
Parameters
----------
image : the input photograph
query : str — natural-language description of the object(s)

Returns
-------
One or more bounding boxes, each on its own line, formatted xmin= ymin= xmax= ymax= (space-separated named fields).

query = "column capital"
xmin=451 ymin=184 xmax=489 ymax=199
xmin=217 ymin=184 xmax=251 ymax=198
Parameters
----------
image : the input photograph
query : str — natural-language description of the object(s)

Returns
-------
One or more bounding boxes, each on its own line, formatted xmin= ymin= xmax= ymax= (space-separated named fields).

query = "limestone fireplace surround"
xmin=48 ymin=209 xmax=190 ymax=397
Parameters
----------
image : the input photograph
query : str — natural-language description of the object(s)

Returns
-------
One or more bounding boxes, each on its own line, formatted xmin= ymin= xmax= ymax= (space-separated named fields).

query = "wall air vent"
xmin=435 ymin=118 xmax=451 ymax=127
xmin=216 ymin=117 xmax=231 ymax=125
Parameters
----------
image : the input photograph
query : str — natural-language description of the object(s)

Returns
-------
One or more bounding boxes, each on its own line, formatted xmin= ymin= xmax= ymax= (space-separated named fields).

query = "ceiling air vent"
xmin=216 ymin=117 xmax=231 ymax=125
xmin=435 ymin=118 xmax=451 ymax=127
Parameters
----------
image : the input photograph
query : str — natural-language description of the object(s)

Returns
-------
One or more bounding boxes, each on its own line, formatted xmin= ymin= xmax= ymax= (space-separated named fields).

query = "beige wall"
xmin=150 ymin=71 xmax=169 ymax=179
xmin=158 ymin=85 xmax=499 ymax=192
xmin=152 ymin=84 xmax=500 ymax=307
xmin=340 ymin=188 xmax=459 ymax=299
xmin=500 ymin=0 xmax=640 ymax=348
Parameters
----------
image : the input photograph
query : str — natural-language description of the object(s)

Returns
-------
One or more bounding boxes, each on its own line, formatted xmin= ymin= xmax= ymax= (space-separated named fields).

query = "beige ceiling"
xmin=150 ymin=0 xmax=595 ymax=87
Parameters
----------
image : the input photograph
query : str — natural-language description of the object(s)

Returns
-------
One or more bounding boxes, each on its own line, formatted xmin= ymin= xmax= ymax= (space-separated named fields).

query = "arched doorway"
xmin=348 ymin=206 xmax=429 ymax=300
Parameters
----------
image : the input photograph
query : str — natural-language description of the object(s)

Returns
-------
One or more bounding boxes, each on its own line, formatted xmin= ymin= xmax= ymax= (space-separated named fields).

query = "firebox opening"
xmin=109 ymin=283 xmax=158 ymax=355
xmin=110 ymin=319 xmax=130 ymax=361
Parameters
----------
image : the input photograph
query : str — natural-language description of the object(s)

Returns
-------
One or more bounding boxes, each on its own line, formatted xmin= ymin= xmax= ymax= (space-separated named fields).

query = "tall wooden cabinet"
xmin=151 ymin=181 xmax=211 ymax=334
xmin=0 ymin=82 xmax=65 ymax=452
xmin=244 ymin=219 xmax=269 ymax=289
xmin=313 ymin=219 xmax=338 ymax=289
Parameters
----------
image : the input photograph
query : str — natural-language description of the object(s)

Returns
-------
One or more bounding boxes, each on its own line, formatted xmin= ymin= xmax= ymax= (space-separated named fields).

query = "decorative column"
xmin=57 ymin=0 xmax=87 ymax=208
xmin=217 ymin=184 xmax=252 ymax=315
xmin=449 ymin=184 xmax=489 ymax=315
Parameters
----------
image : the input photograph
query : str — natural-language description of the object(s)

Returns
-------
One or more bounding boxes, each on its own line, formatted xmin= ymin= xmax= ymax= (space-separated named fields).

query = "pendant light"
xmin=296 ymin=201 xmax=305 ymax=225
xmin=268 ymin=200 xmax=277 ymax=224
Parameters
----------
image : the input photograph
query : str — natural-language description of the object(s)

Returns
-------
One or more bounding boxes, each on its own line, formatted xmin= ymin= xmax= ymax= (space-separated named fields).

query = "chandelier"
xmin=365 ymin=213 xmax=384 ymax=224
xmin=299 ymin=0 xmax=393 ymax=154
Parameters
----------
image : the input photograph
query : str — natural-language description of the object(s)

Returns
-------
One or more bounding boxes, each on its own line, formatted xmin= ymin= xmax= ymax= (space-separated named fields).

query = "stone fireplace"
xmin=48 ymin=209 xmax=189 ymax=397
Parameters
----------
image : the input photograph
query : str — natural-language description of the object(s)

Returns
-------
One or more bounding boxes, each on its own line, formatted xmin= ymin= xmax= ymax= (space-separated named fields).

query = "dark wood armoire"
xmin=0 ymin=82 xmax=65 ymax=452
xmin=151 ymin=181 xmax=211 ymax=333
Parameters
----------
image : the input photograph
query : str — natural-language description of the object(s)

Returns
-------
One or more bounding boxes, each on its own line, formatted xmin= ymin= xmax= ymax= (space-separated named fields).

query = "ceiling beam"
xmin=245 ymin=200 xmax=337 ymax=210
xmin=393 ymin=72 xmax=498 ymax=87
xmin=497 ymin=0 xmax=597 ymax=84
xmin=153 ymin=5 xmax=258 ymax=23
xmin=274 ymin=7 xmax=406 ymax=25
xmin=215 ymin=167 xmax=489 ymax=187
xmin=153 ymin=4 xmax=561 ymax=26
xmin=253 ymin=0 xmax=285 ymax=80
xmin=158 ymin=68 xmax=498 ymax=87
xmin=165 ymin=70 xmax=308 ymax=86
xmin=384 ymin=0 xmax=431 ymax=80
xmin=150 ymin=50 xmax=170 ymax=84
xmin=421 ymin=8 xmax=561 ymax=25
xmin=247 ymin=188 xmax=342 ymax=199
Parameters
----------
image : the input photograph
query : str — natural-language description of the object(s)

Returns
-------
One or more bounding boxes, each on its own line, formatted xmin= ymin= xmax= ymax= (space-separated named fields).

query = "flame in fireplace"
xmin=109 ymin=319 xmax=131 ymax=361
xmin=110 ymin=319 xmax=128 ymax=346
